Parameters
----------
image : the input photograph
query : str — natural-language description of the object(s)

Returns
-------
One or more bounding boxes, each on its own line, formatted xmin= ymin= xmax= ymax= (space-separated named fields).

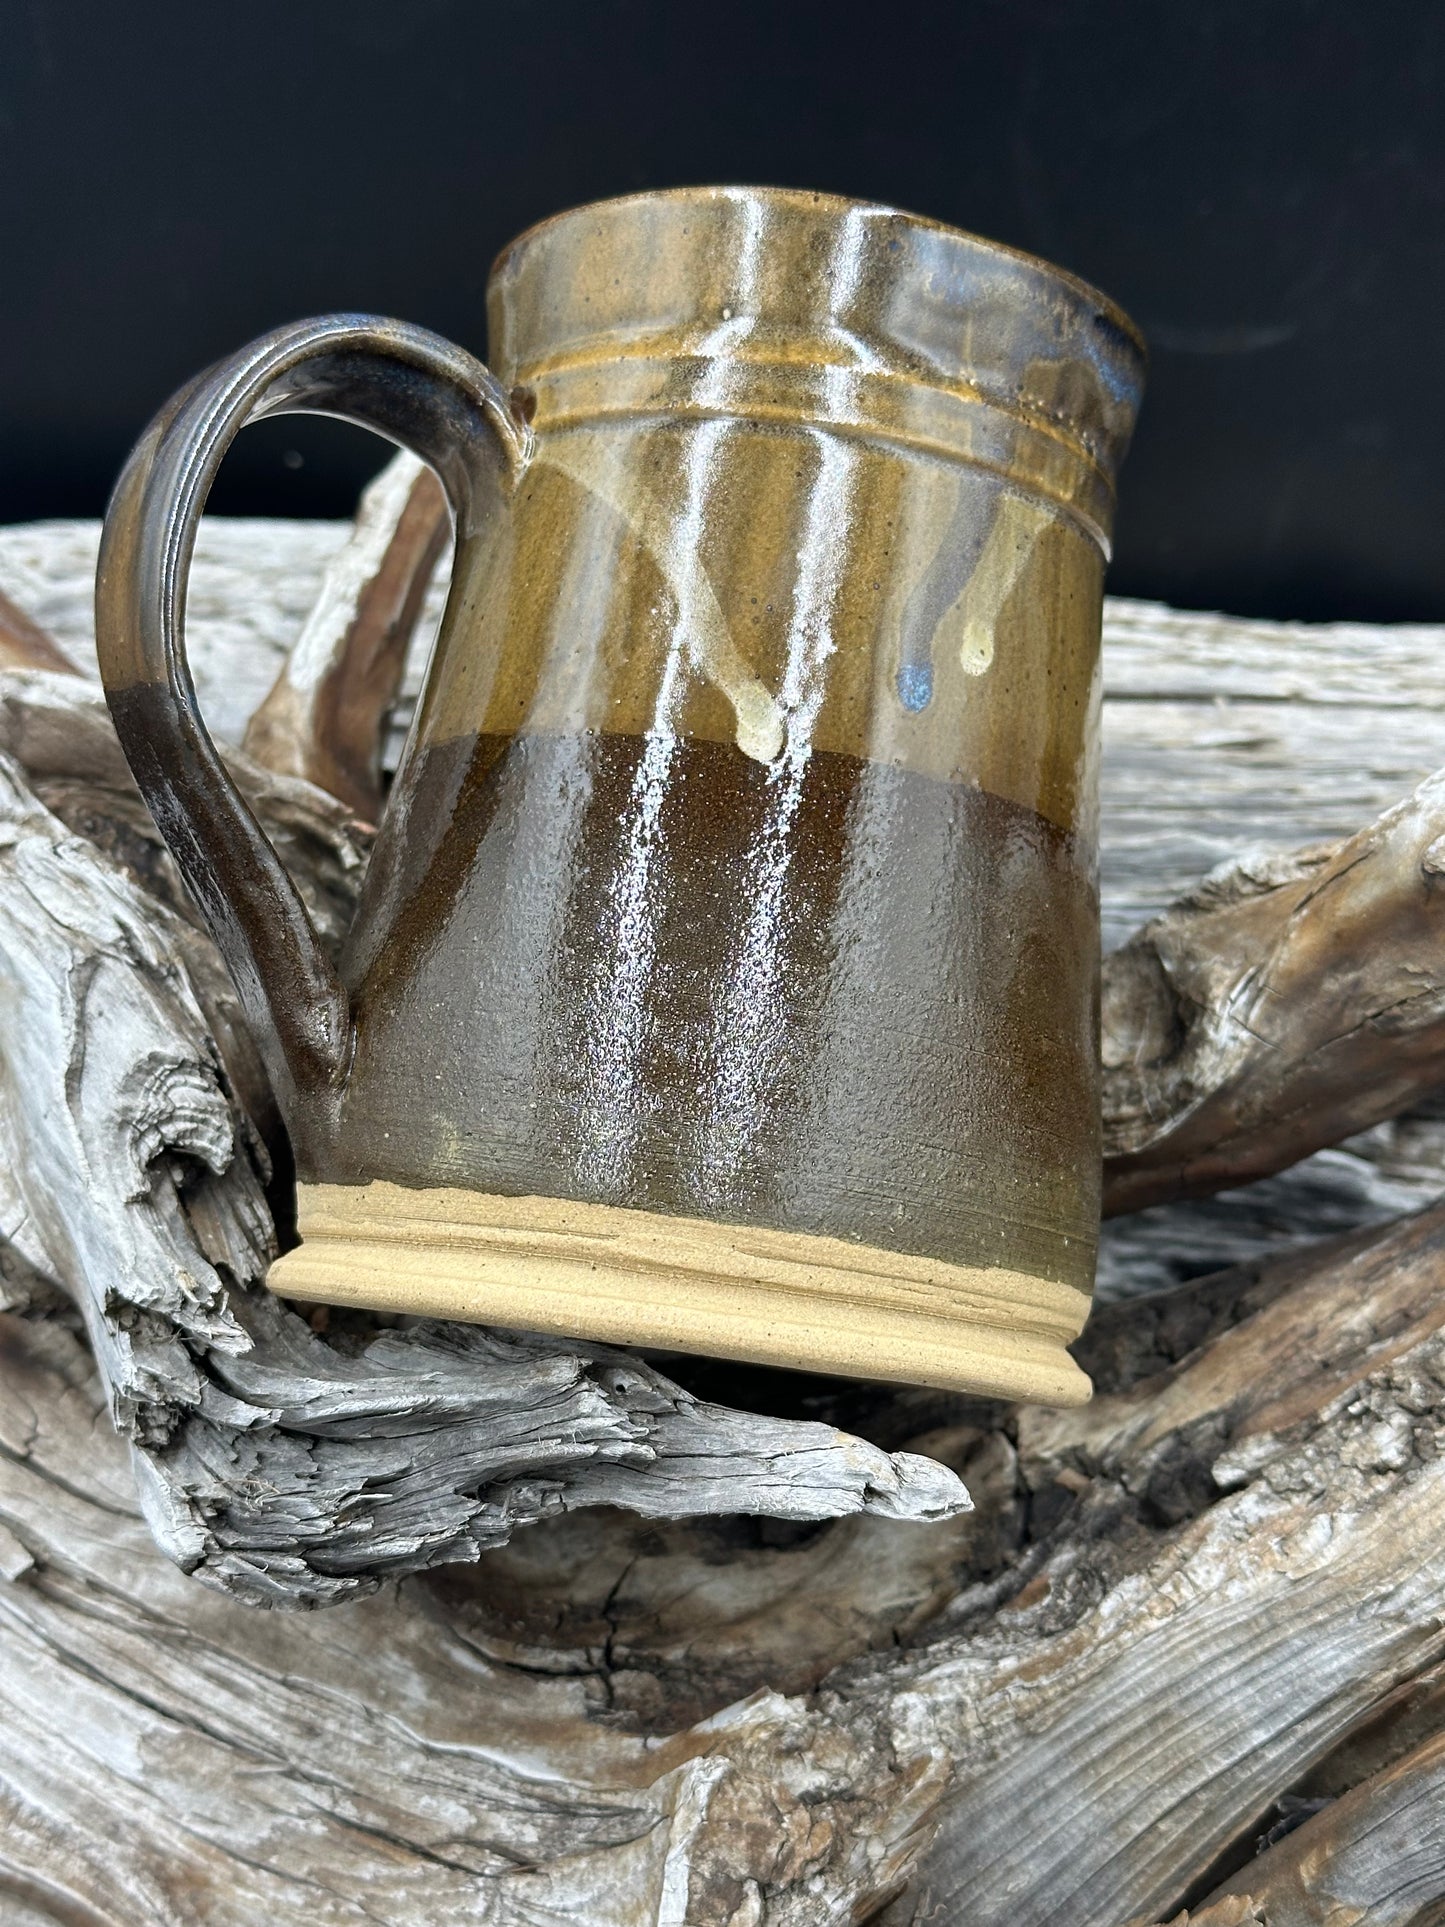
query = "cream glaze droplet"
xmin=537 ymin=437 xmax=785 ymax=765
xmin=952 ymin=492 xmax=1054 ymax=677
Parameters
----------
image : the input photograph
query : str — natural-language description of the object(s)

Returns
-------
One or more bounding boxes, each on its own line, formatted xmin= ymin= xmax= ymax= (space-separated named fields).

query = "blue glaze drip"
xmin=897 ymin=660 xmax=934 ymax=711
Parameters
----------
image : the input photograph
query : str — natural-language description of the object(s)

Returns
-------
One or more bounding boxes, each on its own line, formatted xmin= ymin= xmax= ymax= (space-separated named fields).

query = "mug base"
xmin=268 ymin=1180 xmax=1094 ymax=1407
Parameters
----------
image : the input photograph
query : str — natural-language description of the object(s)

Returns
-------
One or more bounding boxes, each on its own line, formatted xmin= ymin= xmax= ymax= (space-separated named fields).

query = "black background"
xmin=3 ymin=0 xmax=1441 ymax=620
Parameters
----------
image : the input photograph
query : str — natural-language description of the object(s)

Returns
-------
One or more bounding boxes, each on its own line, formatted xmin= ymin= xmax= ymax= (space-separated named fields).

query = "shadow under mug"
xmin=96 ymin=186 xmax=1144 ymax=1406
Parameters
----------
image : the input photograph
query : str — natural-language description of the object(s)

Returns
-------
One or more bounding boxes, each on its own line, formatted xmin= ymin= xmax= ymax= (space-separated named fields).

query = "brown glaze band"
xmin=331 ymin=733 xmax=1102 ymax=1286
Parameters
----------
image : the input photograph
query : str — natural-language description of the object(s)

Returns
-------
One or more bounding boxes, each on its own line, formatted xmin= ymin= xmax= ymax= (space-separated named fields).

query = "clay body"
xmin=96 ymin=187 xmax=1143 ymax=1400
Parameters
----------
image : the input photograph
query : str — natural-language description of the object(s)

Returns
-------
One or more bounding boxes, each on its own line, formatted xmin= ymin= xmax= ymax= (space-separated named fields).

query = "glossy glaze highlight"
xmin=96 ymin=187 xmax=1144 ymax=1400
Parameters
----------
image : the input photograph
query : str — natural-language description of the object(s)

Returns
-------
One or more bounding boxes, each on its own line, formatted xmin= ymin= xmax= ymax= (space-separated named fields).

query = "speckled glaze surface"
xmin=96 ymin=188 xmax=1144 ymax=1402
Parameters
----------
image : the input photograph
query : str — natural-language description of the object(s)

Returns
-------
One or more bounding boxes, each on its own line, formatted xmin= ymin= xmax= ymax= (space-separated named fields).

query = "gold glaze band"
xmin=524 ymin=356 xmax=1118 ymax=552
xmin=269 ymin=1181 xmax=1094 ymax=1407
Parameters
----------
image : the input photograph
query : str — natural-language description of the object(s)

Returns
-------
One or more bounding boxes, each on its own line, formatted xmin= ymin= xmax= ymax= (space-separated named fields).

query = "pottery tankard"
xmin=96 ymin=187 xmax=1144 ymax=1405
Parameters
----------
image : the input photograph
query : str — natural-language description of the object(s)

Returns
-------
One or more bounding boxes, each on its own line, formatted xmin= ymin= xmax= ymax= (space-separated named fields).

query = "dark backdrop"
xmin=3 ymin=0 xmax=1441 ymax=620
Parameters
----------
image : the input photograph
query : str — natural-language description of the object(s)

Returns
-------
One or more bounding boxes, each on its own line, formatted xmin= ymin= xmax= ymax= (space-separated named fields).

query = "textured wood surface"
xmin=1101 ymin=768 xmax=1445 ymax=1214
xmin=0 ymin=583 xmax=77 ymax=674
xmin=1095 ymin=598 xmax=1445 ymax=946
xmin=1163 ymin=1724 xmax=1445 ymax=1924
xmin=0 ymin=663 xmax=965 ymax=1608
xmin=242 ymin=455 xmax=449 ymax=820
xmin=8 ymin=522 xmax=1443 ymax=907
xmin=6 ymin=1191 xmax=1445 ymax=1922
xmin=6 ymin=513 xmax=1439 ymax=1291
xmin=876 ymin=1206 xmax=1445 ymax=1925
xmin=3 ymin=508 xmax=1445 ymax=1925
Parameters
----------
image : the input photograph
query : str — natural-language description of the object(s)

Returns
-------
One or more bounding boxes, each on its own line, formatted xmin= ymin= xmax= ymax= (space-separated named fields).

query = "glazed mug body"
xmin=97 ymin=187 xmax=1144 ymax=1404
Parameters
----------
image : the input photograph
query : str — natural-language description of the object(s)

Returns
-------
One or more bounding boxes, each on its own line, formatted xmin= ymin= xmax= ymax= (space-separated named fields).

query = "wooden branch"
xmin=0 ymin=584 xmax=77 ymax=673
xmin=869 ymin=1203 xmax=1445 ymax=1926
xmin=241 ymin=452 xmax=449 ymax=820
xmin=1102 ymin=773 xmax=1445 ymax=1214
xmin=0 ymin=665 xmax=359 ymax=1148
xmin=0 ymin=1308 xmax=964 ymax=1925
xmin=1096 ymin=598 xmax=1445 ymax=949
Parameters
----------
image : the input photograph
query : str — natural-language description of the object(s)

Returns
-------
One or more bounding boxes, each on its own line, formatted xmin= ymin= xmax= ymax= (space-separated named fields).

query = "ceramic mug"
xmin=97 ymin=187 xmax=1144 ymax=1405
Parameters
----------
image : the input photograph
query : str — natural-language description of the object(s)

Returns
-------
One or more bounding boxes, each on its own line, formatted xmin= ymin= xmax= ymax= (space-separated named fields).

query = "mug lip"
xmin=490 ymin=183 xmax=1146 ymax=357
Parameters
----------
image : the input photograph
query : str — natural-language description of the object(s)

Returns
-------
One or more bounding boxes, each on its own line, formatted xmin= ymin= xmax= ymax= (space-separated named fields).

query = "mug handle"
xmin=95 ymin=315 xmax=531 ymax=1131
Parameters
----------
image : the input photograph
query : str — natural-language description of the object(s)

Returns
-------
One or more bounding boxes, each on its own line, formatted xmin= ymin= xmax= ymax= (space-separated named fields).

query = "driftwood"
xmin=0 ymin=585 xmax=76 ymax=674
xmin=6 ymin=1209 xmax=1445 ymax=1923
xmin=1168 ymin=1723 xmax=1445 ymax=1925
xmin=0 ymin=668 xmax=960 ymax=1608
xmin=1101 ymin=772 xmax=1445 ymax=1214
xmin=241 ymin=453 xmax=449 ymax=821
xmin=3 ymin=476 xmax=1445 ymax=1923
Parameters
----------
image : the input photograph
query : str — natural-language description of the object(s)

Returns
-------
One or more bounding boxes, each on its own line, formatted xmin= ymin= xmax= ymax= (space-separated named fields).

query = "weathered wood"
xmin=0 ymin=668 xmax=965 ymax=1608
xmin=242 ymin=454 xmax=449 ymax=820
xmin=1101 ymin=771 xmax=1445 ymax=1215
xmin=870 ymin=1205 xmax=1445 ymax=1926
xmin=6 ymin=510 xmax=1445 ymax=1925
xmin=0 ymin=1308 xmax=963 ymax=1926
xmin=1096 ymin=597 xmax=1445 ymax=949
xmin=0 ymin=584 xmax=76 ymax=673
xmin=5 ymin=1189 xmax=1445 ymax=1922
xmin=1163 ymin=1730 xmax=1445 ymax=1924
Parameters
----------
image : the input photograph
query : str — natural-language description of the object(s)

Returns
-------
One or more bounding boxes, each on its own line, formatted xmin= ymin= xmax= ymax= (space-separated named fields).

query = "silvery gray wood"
xmin=7 ymin=515 xmax=1442 ymax=1296
xmin=6 ymin=1203 xmax=1445 ymax=1924
xmin=0 ymin=664 xmax=966 ymax=1608
xmin=1100 ymin=770 xmax=1445 ymax=1218
xmin=7 ymin=520 xmax=1442 ymax=925
xmin=4 ymin=501 xmax=1445 ymax=1925
xmin=241 ymin=454 xmax=451 ymax=820
xmin=1167 ymin=1726 xmax=1445 ymax=1925
xmin=874 ymin=1205 xmax=1445 ymax=1926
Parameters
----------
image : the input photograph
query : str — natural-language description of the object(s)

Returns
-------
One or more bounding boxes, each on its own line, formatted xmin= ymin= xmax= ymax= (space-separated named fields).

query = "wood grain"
xmin=242 ymin=455 xmax=448 ymax=820
xmin=5 ymin=504 xmax=1445 ymax=1924
xmin=0 ymin=668 xmax=965 ymax=1610
xmin=1102 ymin=769 xmax=1445 ymax=1213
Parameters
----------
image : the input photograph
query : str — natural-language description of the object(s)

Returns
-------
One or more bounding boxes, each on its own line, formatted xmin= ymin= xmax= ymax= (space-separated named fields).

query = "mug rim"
xmin=489 ymin=183 xmax=1146 ymax=357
